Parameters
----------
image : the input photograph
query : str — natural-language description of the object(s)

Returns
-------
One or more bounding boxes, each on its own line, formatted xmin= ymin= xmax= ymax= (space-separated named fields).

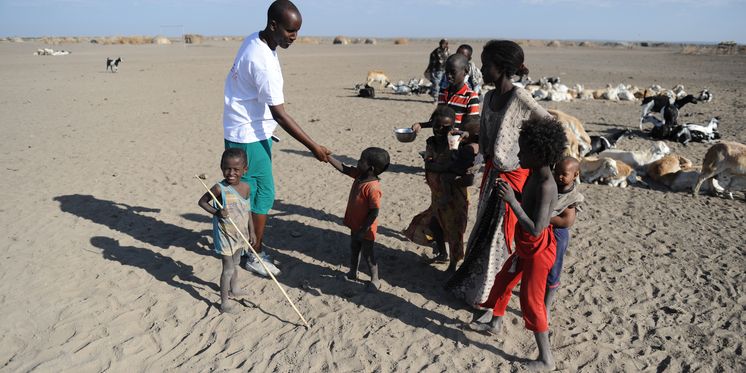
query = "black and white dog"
xmin=587 ymin=129 xmax=631 ymax=156
xmin=106 ymin=57 xmax=122 ymax=72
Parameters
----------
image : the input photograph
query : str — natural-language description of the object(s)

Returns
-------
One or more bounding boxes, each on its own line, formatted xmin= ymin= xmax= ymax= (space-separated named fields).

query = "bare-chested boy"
xmin=469 ymin=116 xmax=567 ymax=371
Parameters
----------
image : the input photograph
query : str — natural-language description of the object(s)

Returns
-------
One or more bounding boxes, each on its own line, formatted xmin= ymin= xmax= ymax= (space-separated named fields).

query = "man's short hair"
xmin=267 ymin=0 xmax=299 ymax=23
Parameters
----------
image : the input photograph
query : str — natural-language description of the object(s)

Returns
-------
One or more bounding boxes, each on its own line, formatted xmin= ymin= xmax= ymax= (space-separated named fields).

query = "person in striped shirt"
xmin=412 ymin=53 xmax=480 ymax=134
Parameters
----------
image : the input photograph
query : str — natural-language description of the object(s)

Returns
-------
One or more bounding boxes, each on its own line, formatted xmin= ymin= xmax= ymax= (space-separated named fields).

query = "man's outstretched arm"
xmin=269 ymin=104 xmax=331 ymax=162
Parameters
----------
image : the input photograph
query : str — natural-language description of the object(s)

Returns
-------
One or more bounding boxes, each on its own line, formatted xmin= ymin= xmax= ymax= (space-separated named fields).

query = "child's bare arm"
xmin=354 ymin=208 xmax=379 ymax=239
xmin=329 ymin=155 xmax=357 ymax=176
xmin=198 ymin=185 xmax=228 ymax=219
xmin=550 ymin=205 xmax=576 ymax=228
xmin=498 ymin=179 xmax=554 ymax=236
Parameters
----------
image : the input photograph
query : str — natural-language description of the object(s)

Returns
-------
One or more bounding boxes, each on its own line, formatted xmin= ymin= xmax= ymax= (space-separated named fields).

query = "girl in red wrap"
xmin=446 ymin=40 xmax=551 ymax=307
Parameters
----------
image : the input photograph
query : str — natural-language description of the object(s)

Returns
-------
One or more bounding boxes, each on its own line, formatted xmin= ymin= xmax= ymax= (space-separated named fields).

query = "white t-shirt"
xmin=223 ymin=32 xmax=284 ymax=143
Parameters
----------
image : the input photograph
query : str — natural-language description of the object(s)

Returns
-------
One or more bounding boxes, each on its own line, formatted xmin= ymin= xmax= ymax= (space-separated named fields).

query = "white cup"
xmin=447 ymin=133 xmax=461 ymax=150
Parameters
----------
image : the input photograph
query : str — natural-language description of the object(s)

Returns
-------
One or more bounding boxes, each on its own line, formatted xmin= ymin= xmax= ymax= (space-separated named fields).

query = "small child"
xmin=329 ymin=147 xmax=390 ymax=291
xmin=545 ymin=157 xmax=584 ymax=322
xmin=198 ymin=148 xmax=256 ymax=313
xmin=422 ymin=106 xmax=480 ymax=272
xmin=469 ymin=116 xmax=566 ymax=371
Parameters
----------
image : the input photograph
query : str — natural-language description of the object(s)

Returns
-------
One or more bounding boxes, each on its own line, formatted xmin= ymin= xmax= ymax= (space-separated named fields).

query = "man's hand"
xmin=248 ymin=231 xmax=258 ymax=247
xmin=496 ymin=179 xmax=516 ymax=203
xmin=311 ymin=144 xmax=331 ymax=162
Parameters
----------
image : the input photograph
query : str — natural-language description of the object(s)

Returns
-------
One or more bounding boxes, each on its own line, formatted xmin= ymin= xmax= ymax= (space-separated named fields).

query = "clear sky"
xmin=1 ymin=0 xmax=744 ymax=43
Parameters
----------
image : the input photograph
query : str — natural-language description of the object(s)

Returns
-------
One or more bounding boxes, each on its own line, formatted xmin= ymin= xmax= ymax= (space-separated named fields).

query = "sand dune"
xmin=0 ymin=39 xmax=744 ymax=371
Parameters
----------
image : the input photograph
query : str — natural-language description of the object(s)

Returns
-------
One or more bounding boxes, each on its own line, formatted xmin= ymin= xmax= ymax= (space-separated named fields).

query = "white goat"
xmin=598 ymin=141 xmax=671 ymax=172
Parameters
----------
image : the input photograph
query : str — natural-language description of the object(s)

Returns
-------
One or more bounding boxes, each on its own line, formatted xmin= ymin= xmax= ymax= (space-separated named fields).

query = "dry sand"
xmin=0 ymin=39 xmax=744 ymax=372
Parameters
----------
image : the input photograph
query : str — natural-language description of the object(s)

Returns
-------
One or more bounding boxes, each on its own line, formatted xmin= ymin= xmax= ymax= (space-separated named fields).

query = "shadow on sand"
xmin=54 ymin=194 xmax=213 ymax=257
xmin=90 ymin=236 xmax=217 ymax=307
xmin=57 ymin=194 xmax=526 ymax=363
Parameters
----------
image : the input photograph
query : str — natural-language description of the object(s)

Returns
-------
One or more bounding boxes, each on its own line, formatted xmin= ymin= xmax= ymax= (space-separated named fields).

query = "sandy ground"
xmin=0 ymin=39 xmax=744 ymax=372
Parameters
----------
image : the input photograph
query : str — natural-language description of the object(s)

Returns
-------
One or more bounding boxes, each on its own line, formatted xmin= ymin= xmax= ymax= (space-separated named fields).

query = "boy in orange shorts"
xmin=469 ymin=116 xmax=566 ymax=371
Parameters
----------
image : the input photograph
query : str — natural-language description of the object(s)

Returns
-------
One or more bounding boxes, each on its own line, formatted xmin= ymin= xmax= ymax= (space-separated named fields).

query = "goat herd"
xmin=355 ymin=71 xmax=745 ymax=200
xmin=553 ymin=85 xmax=744 ymax=200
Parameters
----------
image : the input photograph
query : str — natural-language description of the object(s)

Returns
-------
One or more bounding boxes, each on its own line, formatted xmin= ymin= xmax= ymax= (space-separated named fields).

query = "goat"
xmin=646 ymin=154 xmax=695 ymax=190
xmin=673 ymin=117 xmax=721 ymax=145
xmin=697 ymin=89 xmax=713 ymax=103
xmin=599 ymin=159 xmax=638 ymax=188
xmin=598 ymin=140 xmax=670 ymax=172
xmin=106 ymin=57 xmax=122 ymax=72
xmin=547 ymin=109 xmax=591 ymax=159
xmin=639 ymin=94 xmax=698 ymax=131
xmin=580 ymin=157 xmax=618 ymax=184
xmin=587 ymin=129 xmax=631 ymax=156
xmin=693 ymin=141 xmax=746 ymax=199
xmin=390 ymin=78 xmax=429 ymax=95
xmin=366 ymin=70 xmax=392 ymax=88
xmin=357 ymin=84 xmax=375 ymax=98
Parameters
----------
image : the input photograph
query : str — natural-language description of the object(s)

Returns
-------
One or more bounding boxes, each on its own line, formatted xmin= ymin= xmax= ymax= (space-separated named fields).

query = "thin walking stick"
xmin=195 ymin=175 xmax=309 ymax=328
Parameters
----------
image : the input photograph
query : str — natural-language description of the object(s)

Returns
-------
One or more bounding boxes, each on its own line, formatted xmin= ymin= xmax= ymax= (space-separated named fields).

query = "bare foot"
xmin=475 ymin=310 xmax=493 ymax=324
xmin=525 ymin=359 xmax=555 ymax=371
xmin=366 ymin=279 xmax=380 ymax=292
xmin=468 ymin=317 xmax=502 ymax=335
xmin=220 ymin=301 xmax=236 ymax=314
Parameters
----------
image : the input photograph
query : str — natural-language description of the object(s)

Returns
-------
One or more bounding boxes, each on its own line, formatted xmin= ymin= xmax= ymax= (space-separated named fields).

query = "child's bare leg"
xmin=347 ymin=237 xmax=362 ymax=280
xmin=429 ymin=218 xmax=447 ymax=261
xmin=220 ymin=254 xmax=236 ymax=313
xmin=526 ymin=331 xmax=555 ymax=371
xmin=361 ymin=240 xmax=379 ymax=290
xmin=544 ymin=286 xmax=558 ymax=324
xmin=446 ymin=239 xmax=463 ymax=272
xmin=229 ymin=249 xmax=247 ymax=297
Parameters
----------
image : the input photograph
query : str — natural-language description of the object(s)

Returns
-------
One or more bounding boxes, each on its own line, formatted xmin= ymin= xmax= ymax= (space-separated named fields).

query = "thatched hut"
xmin=152 ymin=36 xmax=172 ymax=45
xmin=333 ymin=35 xmax=349 ymax=45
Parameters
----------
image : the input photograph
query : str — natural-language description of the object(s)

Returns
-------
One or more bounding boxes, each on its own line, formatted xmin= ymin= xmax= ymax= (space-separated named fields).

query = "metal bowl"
xmin=394 ymin=128 xmax=417 ymax=143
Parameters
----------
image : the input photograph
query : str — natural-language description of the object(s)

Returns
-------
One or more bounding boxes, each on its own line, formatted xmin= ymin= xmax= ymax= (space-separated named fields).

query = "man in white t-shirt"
xmin=223 ymin=0 xmax=330 ymax=277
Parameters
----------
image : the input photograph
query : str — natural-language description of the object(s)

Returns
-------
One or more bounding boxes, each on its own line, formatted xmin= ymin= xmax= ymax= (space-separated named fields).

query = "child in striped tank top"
xmin=198 ymin=148 xmax=256 ymax=313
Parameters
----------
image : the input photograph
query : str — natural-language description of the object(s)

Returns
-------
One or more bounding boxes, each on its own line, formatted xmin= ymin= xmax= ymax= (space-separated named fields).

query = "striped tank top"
xmin=212 ymin=181 xmax=251 ymax=256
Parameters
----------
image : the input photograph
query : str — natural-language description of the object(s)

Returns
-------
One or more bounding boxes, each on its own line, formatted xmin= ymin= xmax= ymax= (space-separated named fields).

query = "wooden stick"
xmin=195 ymin=175 xmax=309 ymax=328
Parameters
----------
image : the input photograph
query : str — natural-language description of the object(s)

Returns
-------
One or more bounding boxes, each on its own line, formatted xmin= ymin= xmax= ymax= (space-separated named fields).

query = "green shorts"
xmin=224 ymin=139 xmax=275 ymax=215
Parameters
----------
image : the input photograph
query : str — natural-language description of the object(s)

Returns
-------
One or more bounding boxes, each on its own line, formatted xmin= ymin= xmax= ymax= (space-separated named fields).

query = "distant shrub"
xmin=297 ymin=37 xmax=320 ymax=44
